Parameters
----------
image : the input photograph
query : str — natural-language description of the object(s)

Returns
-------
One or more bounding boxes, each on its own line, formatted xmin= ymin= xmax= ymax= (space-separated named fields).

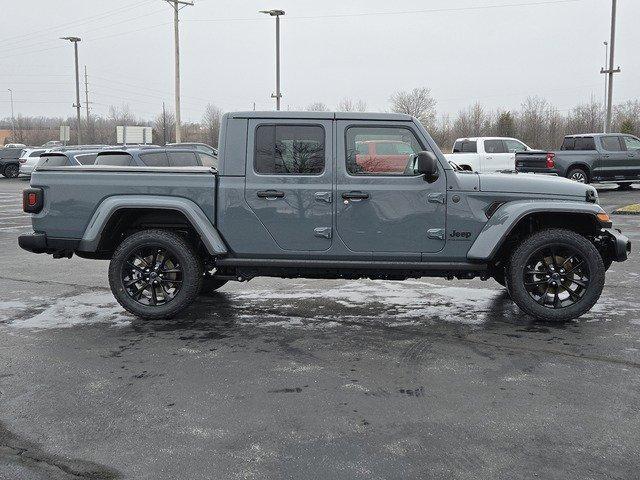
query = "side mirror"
xmin=415 ymin=151 xmax=439 ymax=180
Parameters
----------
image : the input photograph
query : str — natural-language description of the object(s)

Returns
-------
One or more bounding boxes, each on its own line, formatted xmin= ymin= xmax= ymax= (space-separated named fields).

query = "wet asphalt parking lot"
xmin=0 ymin=178 xmax=639 ymax=479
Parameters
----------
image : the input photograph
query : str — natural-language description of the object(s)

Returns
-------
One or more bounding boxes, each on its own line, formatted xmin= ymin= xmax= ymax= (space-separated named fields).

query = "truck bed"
xmin=29 ymin=166 xmax=217 ymax=240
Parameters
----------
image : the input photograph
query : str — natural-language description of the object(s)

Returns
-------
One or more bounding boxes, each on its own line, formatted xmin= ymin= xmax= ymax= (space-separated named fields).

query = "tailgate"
xmin=515 ymin=151 xmax=549 ymax=171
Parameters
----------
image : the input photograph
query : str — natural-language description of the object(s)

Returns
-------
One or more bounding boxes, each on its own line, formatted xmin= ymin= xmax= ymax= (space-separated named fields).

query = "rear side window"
xmin=574 ymin=137 xmax=596 ymax=150
xmin=601 ymin=136 xmax=623 ymax=151
xmin=197 ymin=152 xmax=218 ymax=168
xmin=29 ymin=150 xmax=45 ymax=157
xmin=140 ymin=152 xmax=169 ymax=167
xmin=75 ymin=153 xmax=97 ymax=165
xmin=95 ymin=153 xmax=134 ymax=166
xmin=462 ymin=141 xmax=477 ymax=153
xmin=167 ymin=151 xmax=199 ymax=167
xmin=504 ymin=139 xmax=527 ymax=153
xmin=624 ymin=136 xmax=640 ymax=150
xmin=37 ymin=155 xmax=69 ymax=167
xmin=255 ymin=124 xmax=325 ymax=175
xmin=484 ymin=140 xmax=507 ymax=154
xmin=561 ymin=137 xmax=575 ymax=150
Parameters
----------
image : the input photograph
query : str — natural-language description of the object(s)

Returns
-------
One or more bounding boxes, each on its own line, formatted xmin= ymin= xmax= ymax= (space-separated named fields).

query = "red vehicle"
xmin=355 ymin=140 xmax=415 ymax=173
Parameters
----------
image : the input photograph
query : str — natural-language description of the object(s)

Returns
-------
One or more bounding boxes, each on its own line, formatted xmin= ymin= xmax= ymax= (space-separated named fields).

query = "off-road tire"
xmin=200 ymin=276 xmax=228 ymax=295
xmin=507 ymin=229 xmax=605 ymax=322
xmin=566 ymin=167 xmax=589 ymax=184
xmin=3 ymin=164 xmax=19 ymax=178
xmin=108 ymin=229 xmax=202 ymax=319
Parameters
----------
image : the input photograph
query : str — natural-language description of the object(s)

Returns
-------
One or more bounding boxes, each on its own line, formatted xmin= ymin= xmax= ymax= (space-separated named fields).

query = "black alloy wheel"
xmin=122 ymin=246 xmax=183 ymax=306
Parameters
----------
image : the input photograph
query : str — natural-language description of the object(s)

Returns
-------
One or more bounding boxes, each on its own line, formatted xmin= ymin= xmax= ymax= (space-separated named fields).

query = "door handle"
xmin=486 ymin=156 xmax=493 ymax=159
xmin=341 ymin=191 xmax=370 ymax=200
xmin=257 ymin=190 xmax=285 ymax=199
xmin=603 ymin=154 xmax=610 ymax=158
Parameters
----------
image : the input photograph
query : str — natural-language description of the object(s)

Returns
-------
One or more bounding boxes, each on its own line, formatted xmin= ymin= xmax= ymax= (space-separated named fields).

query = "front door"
xmin=245 ymin=120 xmax=333 ymax=252
xmin=622 ymin=135 xmax=640 ymax=180
xmin=336 ymin=121 xmax=446 ymax=258
xmin=597 ymin=135 xmax=628 ymax=181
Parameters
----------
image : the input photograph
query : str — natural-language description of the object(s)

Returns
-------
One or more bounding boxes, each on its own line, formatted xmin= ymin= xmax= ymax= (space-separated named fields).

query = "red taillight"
xmin=19 ymin=158 xmax=27 ymax=164
xmin=546 ymin=152 xmax=555 ymax=169
xmin=23 ymin=188 xmax=43 ymax=213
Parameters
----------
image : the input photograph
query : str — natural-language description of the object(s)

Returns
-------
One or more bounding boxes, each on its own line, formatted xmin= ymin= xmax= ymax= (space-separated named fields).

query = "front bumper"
xmin=18 ymin=233 xmax=79 ymax=257
xmin=602 ymin=228 xmax=631 ymax=262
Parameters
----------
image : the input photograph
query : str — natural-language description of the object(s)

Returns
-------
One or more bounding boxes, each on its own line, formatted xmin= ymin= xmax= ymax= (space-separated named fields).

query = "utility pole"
xmin=600 ymin=0 xmax=620 ymax=133
xmin=602 ymin=41 xmax=608 ymax=132
xmin=163 ymin=0 xmax=193 ymax=143
xmin=84 ymin=65 xmax=91 ymax=143
xmin=7 ymin=89 xmax=15 ymax=141
xmin=61 ymin=36 xmax=82 ymax=144
xmin=260 ymin=9 xmax=285 ymax=110
xmin=162 ymin=101 xmax=167 ymax=145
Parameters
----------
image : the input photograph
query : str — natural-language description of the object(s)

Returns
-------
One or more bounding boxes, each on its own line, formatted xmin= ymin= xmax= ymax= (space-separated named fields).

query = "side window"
xmin=574 ymin=137 xmax=596 ymax=150
xmin=484 ymin=139 xmax=507 ymax=154
xmin=623 ymin=136 xmax=640 ymax=150
xmin=561 ymin=137 xmax=575 ymax=150
xmin=76 ymin=153 xmax=97 ymax=165
xmin=346 ymin=126 xmax=425 ymax=175
xmin=167 ymin=151 xmax=198 ymax=167
xmin=452 ymin=140 xmax=463 ymax=153
xmin=462 ymin=140 xmax=477 ymax=153
xmin=140 ymin=152 xmax=169 ymax=167
xmin=601 ymin=136 xmax=623 ymax=152
xmin=255 ymin=124 xmax=325 ymax=175
xmin=198 ymin=152 xmax=218 ymax=169
xmin=29 ymin=150 xmax=45 ymax=157
xmin=504 ymin=139 xmax=527 ymax=153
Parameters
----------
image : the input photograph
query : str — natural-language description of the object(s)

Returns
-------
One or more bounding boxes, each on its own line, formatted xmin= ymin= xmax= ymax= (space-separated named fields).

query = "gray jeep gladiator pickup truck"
xmin=19 ymin=112 xmax=631 ymax=322
xmin=515 ymin=133 xmax=640 ymax=187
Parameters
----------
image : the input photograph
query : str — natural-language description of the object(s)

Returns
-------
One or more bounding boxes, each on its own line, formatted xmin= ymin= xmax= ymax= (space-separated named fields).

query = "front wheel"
xmin=108 ymin=229 xmax=203 ymax=319
xmin=506 ymin=229 xmax=605 ymax=322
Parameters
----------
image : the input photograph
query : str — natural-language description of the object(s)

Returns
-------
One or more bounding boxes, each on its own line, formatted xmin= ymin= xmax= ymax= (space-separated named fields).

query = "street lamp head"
xmin=259 ymin=9 xmax=285 ymax=16
xmin=60 ymin=36 xmax=81 ymax=42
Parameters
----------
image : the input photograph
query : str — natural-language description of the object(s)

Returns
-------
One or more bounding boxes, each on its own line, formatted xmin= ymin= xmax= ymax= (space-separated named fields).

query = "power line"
xmin=185 ymin=0 xmax=585 ymax=22
xmin=0 ymin=0 xmax=157 ymax=47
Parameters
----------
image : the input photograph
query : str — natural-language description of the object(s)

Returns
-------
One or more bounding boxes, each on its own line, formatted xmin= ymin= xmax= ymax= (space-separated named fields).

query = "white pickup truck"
xmin=444 ymin=137 xmax=533 ymax=173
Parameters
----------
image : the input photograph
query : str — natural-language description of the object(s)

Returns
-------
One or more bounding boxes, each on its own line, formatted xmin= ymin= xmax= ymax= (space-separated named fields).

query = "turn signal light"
xmin=546 ymin=152 xmax=555 ymax=168
xmin=596 ymin=213 xmax=611 ymax=224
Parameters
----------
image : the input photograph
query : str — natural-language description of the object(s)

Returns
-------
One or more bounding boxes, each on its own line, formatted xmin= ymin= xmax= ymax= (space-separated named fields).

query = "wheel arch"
xmin=467 ymin=201 xmax=606 ymax=263
xmin=78 ymin=195 xmax=227 ymax=257
xmin=566 ymin=163 xmax=591 ymax=181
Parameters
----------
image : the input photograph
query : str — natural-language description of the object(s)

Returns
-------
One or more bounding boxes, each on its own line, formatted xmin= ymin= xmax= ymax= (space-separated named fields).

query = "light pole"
xmin=7 ymin=89 xmax=16 ymax=141
xmin=600 ymin=0 xmax=620 ymax=133
xmin=260 ymin=9 xmax=285 ymax=111
xmin=61 ymin=36 xmax=82 ymax=144
xmin=602 ymin=41 xmax=608 ymax=131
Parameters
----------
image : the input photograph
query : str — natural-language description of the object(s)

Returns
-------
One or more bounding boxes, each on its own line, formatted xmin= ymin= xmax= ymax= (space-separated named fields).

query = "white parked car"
xmin=444 ymin=137 xmax=533 ymax=173
xmin=18 ymin=148 xmax=48 ymax=176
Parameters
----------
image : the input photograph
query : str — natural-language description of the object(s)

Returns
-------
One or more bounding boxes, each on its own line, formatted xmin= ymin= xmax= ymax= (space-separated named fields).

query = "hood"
xmin=478 ymin=172 xmax=595 ymax=198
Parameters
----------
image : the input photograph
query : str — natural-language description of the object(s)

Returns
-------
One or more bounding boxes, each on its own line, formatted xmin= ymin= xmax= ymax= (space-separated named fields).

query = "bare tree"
xmin=201 ymin=104 xmax=222 ymax=147
xmin=454 ymin=103 xmax=491 ymax=138
xmin=517 ymin=96 xmax=550 ymax=147
xmin=337 ymin=98 xmax=367 ymax=112
xmin=389 ymin=87 xmax=437 ymax=127
xmin=305 ymin=102 xmax=329 ymax=112
xmin=566 ymin=97 xmax=604 ymax=135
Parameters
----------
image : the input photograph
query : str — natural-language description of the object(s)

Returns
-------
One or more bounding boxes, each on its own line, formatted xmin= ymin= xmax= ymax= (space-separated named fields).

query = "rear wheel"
xmin=507 ymin=229 xmax=605 ymax=322
xmin=108 ymin=229 xmax=202 ymax=319
xmin=3 ymin=164 xmax=19 ymax=178
xmin=566 ymin=167 xmax=588 ymax=184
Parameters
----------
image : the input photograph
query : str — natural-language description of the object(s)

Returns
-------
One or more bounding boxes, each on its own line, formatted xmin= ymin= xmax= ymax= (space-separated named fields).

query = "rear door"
xmin=482 ymin=139 xmax=509 ymax=171
xmin=244 ymin=120 xmax=333 ymax=252
xmin=504 ymin=139 xmax=528 ymax=170
xmin=598 ymin=135 xmax=627 ymax=180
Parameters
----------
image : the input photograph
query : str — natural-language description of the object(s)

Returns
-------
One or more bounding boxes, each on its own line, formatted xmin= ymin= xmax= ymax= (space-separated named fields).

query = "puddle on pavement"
xmin=0 ymin=280 xmax=637 ymax=331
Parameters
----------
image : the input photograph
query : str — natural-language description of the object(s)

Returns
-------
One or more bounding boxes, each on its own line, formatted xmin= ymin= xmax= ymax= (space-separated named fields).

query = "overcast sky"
xmin=1 ymin=0 xmax=638 ymax=122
